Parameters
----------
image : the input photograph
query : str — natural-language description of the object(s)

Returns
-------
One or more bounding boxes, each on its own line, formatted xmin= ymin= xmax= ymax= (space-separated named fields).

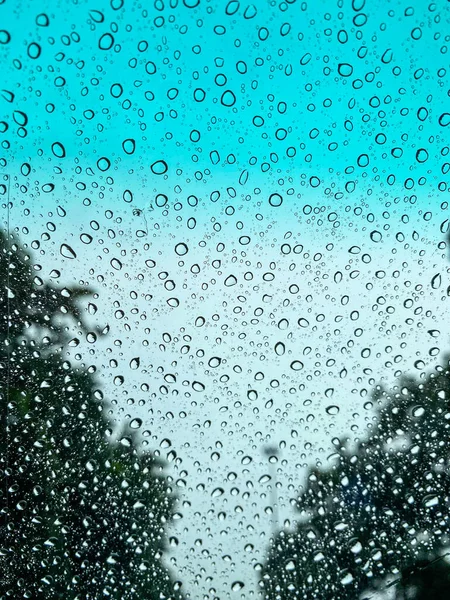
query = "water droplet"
xmin=122 ymin=138 xmax=136 ymax=155
xmin=285 ymin=560 xmax=296 ymax=571
xmin=439 ymin=113 xmax=450 ymax=127
xmin=300 ymin=52 xmax=312 ymax=65
xmin=290 ymin=361 xmax=304 ymax=371
xmin=99 ymin=33 xmax=114 ymax=50
xmin=412 ymin=406 xmax=425 ymax=417
xmin=130 ymin=357 xmax=140 ymax=370
xmin=52 ymin=142 xmax=66 ymax=158
xmin=36 ymin=13 xmax=49 ymax=26
xmin=80 ymin=233 xmax=93 ymax=244
xmin=231 ymin=581 xmax=245 ymax=591
xmin=192 ymin=381 xmax=205 ymax=392
xmin=269 ymin=193 xmax=283 ymax=207
xmin=415 ymin=148 xmax=429 ymax=163
xmin=370 ymin=230 xmax=382 ymax=242
xmin=151 ymin=160 xmax=168 ymax=175
xmin=60 ymin=244 xmax=77 ymax=259
xmin=13 ymin=111 xmax=28 ymax=126
xmin=27 ymin=42 xmax=41 ymax=59
xmin=274 ymin=342 xmax=285 ymax=356
xmin=111 ymin=83 xmax=123 ymax=98
xmin=431 ymin=273 xmax=441 ymax=289
xmin=221 ymin=90 xmax=236 ymax=107
xmin=175 ymin=243 xmax=188 ymax=256
xmin=90 ymin=10 xmax=105 ymax=22
xmin=21 ymin=163 xmax=31 ymax=176
xmin=97 ymin=157 xmax=111 ymax=171
xmin=243 ymin=4 xmax=257 ymax=18
xmin=224 ymin=274 xmax=237 ymax=287
xmin=110 ymin=258 xmax=123 ymax=270
xmin=338 ymin=63 xmax=353 ymax=77
xmin=0 ymin=30 xmax=10 ymax=44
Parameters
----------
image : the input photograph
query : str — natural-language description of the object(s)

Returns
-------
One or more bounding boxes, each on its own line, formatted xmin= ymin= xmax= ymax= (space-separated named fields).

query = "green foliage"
xmin=0 ymin=230 xmax=184 ymax=599
xmin=261 ymin=355 xmax=450 ymax=599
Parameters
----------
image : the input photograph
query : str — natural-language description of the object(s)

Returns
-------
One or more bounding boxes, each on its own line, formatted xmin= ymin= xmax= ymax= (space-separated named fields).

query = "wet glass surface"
xmin=1 ymin=1 xmax=450 ymax=598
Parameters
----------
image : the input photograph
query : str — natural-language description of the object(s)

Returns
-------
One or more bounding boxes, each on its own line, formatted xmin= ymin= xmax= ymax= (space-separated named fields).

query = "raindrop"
xmin=192 ymin=381 xmax=205 ymax=392
xmin=221 ymin=90 xmax=236 ymax=107
xmin=290 ymin=361 xmax=304 ymax=371
xmin=36 ymin=13 xmax=49 ymax=26
xmin=0 ymin=30 xmax=10 ymax=44
xmin=97 ymin=157 xmax=111 ymax=171
xmin=27 ymin=42 xmax=41 ymax=59
xmin=269 ymin=193 xmax=283 ymax=207
xmin=52 ymin=142 xmax=66 ymax=158
xmin=224 ymin=274 xmax=237 ymax=287
xmin=210 ymin=150 xmax=220 ymax=165
xmin=60 ymin=244 xmax=77 ymax=259
xmin=90 ymin=10 xmax=104 ymax=22
xmin=225 ymin=1 xmax=240 ymax=15
xmin=275 ymin=342 xmax=285 ymax=356
xmin=231 ymin=581 xmax=245 ymax=591
xmin=300 ymin=52 xmax=312 ymax=65
xmin=146 ymin=61 xmax=157 ymax=74
xmin=21 ymin=163 xmax=31 ymax=176
xmin=370 ymin=230 xmax=382 ymax=242
xmin=412 ymin=406 xmax=425 ymax=417
xmin=175 ymin=243 xmax=189 ymax=256
xmin=13 ymin=111 xmax=28 ymax=126
xmin=122 ymin=139 xmax=136 ymax=155
xmin=99 ymin=33 xmax=114 ymax=50
xmin=151 ymin=160 xmax=168 ymax=175
xmin=338 ymin=63 xmax=353 ymax=77
xmin=431 ymin=273 xmax=441 ymax=289
xmin=155 ymin=193 xmax=168 ymax=207
xmin=381 ymin=48 xmax=393 ymax=63
xmin=416 ymin=148 xmax=429 ymax=163
xmin=111 ymin=83 xmax=123 ymax=98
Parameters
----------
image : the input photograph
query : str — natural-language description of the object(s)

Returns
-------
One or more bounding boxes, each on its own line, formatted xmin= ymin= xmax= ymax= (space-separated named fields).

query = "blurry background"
xmin=1 ymin=0 xmax=450 ymax=597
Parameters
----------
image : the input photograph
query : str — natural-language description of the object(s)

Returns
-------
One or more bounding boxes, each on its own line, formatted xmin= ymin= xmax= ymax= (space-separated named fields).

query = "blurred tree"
xmin=0 ymin=230 xmax=184 ymax=599
xmin=261 ymin=353 xmax=450 ymax=599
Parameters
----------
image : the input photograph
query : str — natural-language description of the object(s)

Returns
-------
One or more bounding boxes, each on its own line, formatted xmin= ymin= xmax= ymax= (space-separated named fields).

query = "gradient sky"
xmin=1 ymin=0 xmax=450 ymax=597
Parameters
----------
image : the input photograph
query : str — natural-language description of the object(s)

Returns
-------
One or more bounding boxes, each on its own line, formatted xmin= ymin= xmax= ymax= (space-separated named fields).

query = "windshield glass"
xmin=2 ymin=1 xmax=450 ymax=599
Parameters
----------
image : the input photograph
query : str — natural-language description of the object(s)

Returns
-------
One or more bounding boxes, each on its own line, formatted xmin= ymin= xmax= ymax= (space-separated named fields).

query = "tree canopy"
xmin=261 ymin=354 xmax=450 ymax=599
xmin=0 ymin=229 xmax=184 ymax=599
